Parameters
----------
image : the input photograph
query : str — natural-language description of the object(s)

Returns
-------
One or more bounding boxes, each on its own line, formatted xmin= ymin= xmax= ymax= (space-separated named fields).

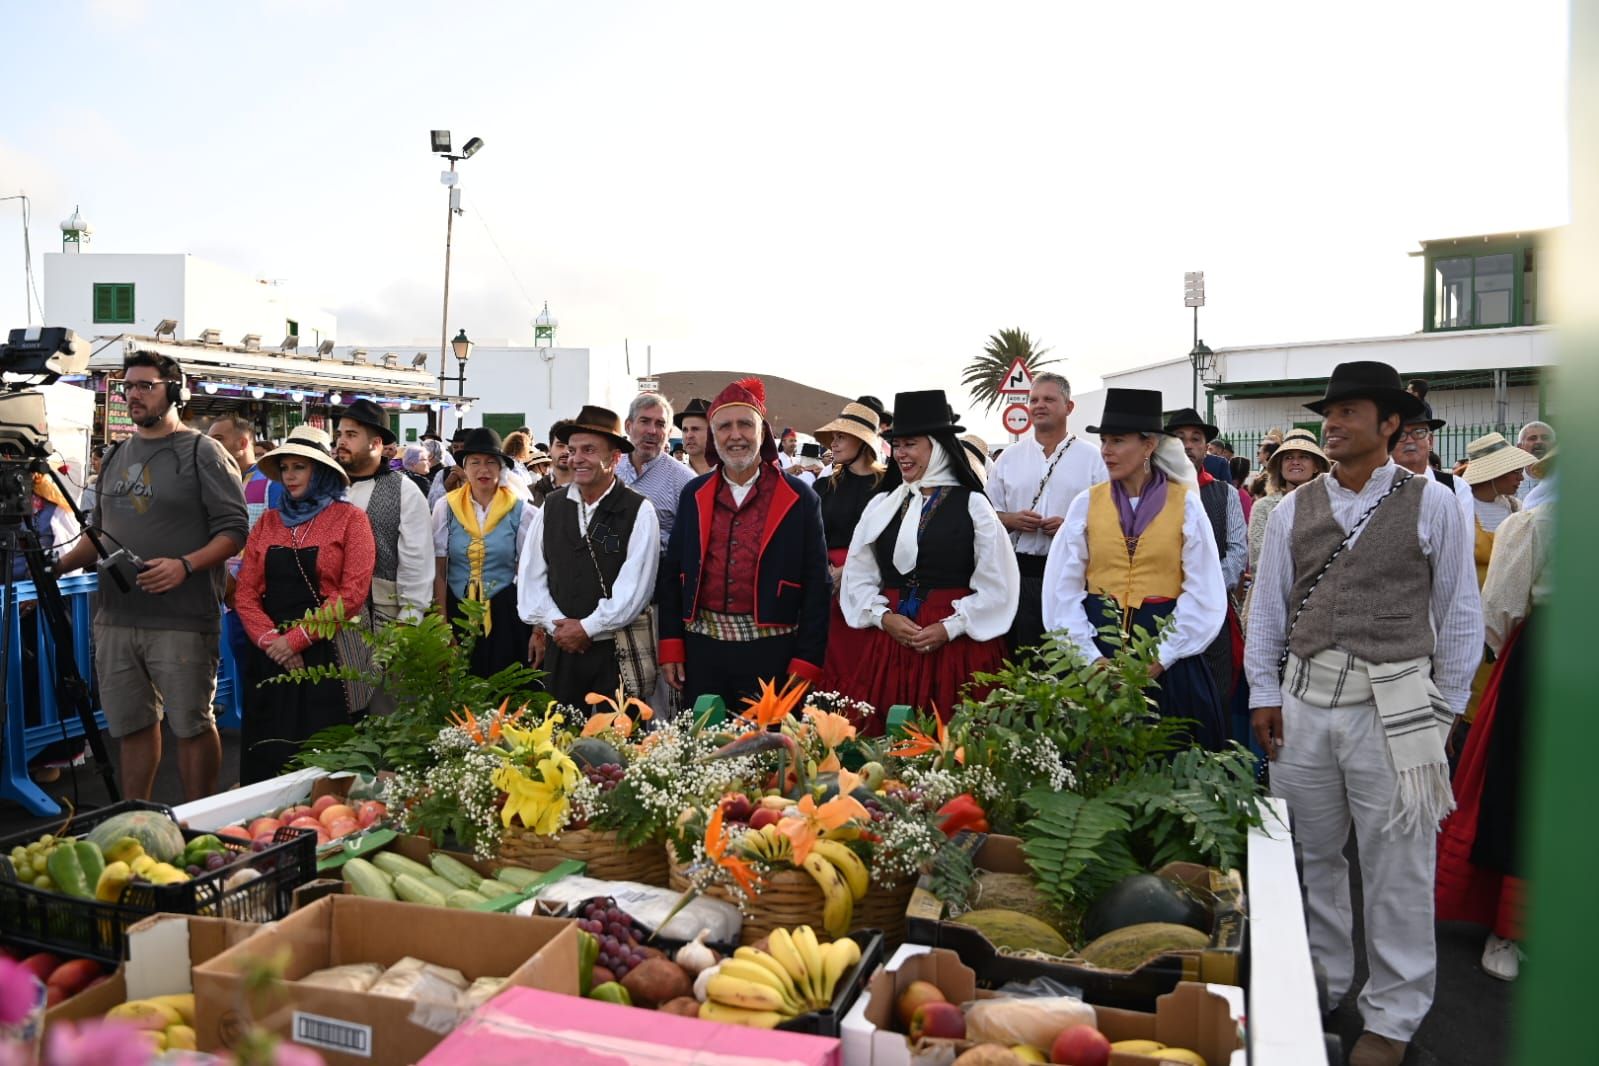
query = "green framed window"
xmin=1428 ymin=249 xmax=1523 ymax=330
xmin=286 ymin=319 xmax=299 ymax=338
xmin=93 ymin=283 xmax=135 ymax=324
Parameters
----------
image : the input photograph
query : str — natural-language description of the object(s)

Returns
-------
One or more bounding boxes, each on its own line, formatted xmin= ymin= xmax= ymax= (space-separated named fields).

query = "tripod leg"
xmin=0 ymin=545 xmax=68 ymax=815
xmin=19 ymin=530 xmax=120 ymax=803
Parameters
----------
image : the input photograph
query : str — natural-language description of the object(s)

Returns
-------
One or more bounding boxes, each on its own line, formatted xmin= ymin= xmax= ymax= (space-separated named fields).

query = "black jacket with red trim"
xmin=657 ymin=464 xmax=831 ymax=682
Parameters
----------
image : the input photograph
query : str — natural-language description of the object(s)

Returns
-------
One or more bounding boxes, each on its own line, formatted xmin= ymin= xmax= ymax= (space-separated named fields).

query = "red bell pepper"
xmin=936 ymin=793 xmax=989 ymax=836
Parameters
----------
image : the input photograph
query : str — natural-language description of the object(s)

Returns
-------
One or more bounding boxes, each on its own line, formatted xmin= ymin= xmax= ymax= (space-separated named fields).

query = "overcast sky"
xmin=1 ymin=0 xmax=1569 ymax=429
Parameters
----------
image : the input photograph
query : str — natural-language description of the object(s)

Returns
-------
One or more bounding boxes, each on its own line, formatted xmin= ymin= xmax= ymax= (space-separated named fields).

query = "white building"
xmin=42 ymin=210 xmax=336 ymax=351
xmin=1070 ymin=229 xmax=1556 ymax=464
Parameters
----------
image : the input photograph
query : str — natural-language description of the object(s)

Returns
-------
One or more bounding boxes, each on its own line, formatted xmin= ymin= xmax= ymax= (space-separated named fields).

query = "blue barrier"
xmin=1 ymin=574 xmax=244 ymax=817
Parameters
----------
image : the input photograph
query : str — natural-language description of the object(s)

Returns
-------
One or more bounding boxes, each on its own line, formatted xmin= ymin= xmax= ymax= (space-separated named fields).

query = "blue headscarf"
xmin=277 ymin=465 xmax=348 ymax=528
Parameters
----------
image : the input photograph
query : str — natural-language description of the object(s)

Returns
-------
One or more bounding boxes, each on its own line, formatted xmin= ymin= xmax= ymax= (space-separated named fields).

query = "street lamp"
xmin=1189 ymin=340 xmax=1214 ymax=411
xmin=451 ymin=328 xmax=473 ymax=411
xmin=430 ymin=129 xmax=486 ymax=434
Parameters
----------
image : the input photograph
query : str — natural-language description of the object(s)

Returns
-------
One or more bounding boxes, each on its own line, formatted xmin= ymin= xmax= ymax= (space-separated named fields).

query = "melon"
xmin=1080 ymin=874 xmax=1210 ymax=943
xmin=951 ymin=908 xmax=1072 ymax=957
xmin=1078 ymin=922 xmax=1209 ymax=970
xmin=85 ymin=811 xmax=187 ymax=864
xmin=570 ymin=738 xmax=623 ymax=769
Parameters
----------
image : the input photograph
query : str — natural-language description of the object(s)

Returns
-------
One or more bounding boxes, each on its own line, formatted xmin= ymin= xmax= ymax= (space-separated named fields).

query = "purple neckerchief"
xmin=1111 ymin=468 xmax=1170 ymax=540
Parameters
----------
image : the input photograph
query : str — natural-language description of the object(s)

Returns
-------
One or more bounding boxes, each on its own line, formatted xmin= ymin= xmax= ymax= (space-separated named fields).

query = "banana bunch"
xmin=699 ymin=926 xmax=862 ymax=1028
xmin=801 ymin=840 xmax=868 ymax=938
xmin=106 ymin=993 xmax=197 ymax=1052
xmin=738 ymin=824 xmax=792 ymax=863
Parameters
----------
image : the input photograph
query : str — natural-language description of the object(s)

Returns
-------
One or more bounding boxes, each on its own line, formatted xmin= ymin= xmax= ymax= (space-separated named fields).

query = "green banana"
xmin=811 ymin=840 xmax=869 ymax=901
xmin=800 ymin=853 xmax=854 ymax=939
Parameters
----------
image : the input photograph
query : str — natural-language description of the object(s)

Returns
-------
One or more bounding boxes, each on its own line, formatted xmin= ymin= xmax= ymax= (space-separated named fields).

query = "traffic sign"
xmin=1002 ymin=403 xmax=1032 ymax=435
xmin=998 ymin=357 xmax=1034 ymax=396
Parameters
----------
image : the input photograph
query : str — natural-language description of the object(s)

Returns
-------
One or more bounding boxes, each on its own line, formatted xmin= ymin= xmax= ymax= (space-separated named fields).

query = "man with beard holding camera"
xmin=55 ymin=352 xmax=248 ymax=801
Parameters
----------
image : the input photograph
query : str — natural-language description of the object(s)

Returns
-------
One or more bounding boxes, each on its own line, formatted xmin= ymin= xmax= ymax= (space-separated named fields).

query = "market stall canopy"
xmin=655 ymin=372 xmax=852 ymax=437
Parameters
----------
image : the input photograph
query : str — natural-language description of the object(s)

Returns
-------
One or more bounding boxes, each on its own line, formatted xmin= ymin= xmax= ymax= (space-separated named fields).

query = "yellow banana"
xmin=706 ymin=973 xmax=793 ymax=1014
xmin=815 ymin=939 xmax=859 ymax=1006
xmin=792 ymin=925 xmax=826 ymax=1006
xmin=102 ymin=836 xmax=146 ymax=864
xmin=800 ymin=853 xmax=854 ymax=939
xmin=697 ymin=1000 xmax=787 ymax=1028
xmin=107 ymin=1000 xmax=183 ymax=1030
xmin=766 ymin=928 xmax=810 ymax=992
xmin=148 ymin=994 xmax=197 ymax=1026
xmin=811 ymin=840 xmax=869 ymax=901
xmin=734 ymin=948 xmax=803 ymax=1001
xmin=164 ymin=1025 xmax=198 ymax=1050
xmin=716 ymin=960 xmax=804 ymax=1011
xmin=95 ymin=861 xmax=132 ymax=903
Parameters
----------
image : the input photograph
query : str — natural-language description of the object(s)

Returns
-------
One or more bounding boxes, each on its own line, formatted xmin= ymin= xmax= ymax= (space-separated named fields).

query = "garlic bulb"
xmin=692 ymin=962 xmax=722 ymax=1003
xmin=675 ymin=929 xmax=718 ymax=976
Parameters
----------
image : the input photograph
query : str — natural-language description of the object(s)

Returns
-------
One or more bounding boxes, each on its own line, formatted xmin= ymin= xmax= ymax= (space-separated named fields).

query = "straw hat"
xmin=959 ymin=433 xmax=991 ymax=470
xmin=815 ymin=401 xmax=881 ymax=449
xmin=1463 ymin=432 xmax=1538 ymax=486
xmin=258 ymin=425 xmax=349 ymax=485
xmin=1269 ymin=428 xmax=1328 ymax=466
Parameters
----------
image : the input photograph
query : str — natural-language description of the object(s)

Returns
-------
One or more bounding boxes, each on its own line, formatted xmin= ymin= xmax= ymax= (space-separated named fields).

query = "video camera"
xmin=0 ymin=326 xmax=89 ymax=459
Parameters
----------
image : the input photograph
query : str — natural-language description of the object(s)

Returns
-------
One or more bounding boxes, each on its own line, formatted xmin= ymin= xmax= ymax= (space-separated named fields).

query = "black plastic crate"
xmin=775 ymin=928 xmax=884 ymax=1038
xmin=0 ymin=800 xmax=316 ymax=963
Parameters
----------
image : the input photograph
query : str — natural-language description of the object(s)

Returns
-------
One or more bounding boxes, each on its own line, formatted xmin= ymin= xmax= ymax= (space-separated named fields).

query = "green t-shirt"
xmin=93 ymin=429 xmax=249 ymax=633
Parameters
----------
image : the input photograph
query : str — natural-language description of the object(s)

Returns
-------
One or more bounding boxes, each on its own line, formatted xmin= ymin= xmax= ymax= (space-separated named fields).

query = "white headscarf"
xmin=855 ymin=438 xmax=967 ymax=574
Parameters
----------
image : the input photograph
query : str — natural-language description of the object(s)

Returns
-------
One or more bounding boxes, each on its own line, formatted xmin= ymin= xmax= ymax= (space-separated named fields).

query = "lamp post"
xmin=450 ymin=329 xmax=473 ymax=425
xmin=429 ymin=130 xmax=484 ymax=435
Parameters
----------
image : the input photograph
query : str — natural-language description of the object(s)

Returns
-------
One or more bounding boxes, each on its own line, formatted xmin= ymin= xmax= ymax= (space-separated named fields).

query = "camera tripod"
xmin=0 ymin=457 xmax=120 ymax=809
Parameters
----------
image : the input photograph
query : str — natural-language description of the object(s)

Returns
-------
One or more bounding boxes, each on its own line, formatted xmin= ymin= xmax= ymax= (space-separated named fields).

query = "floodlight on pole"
xmin=431 ymin=132 xmax=485 ymax=435
xmin=461 ymin=137 xmax=485 ymax=159
xmin=431 ymin=130 xmax=451 ymax=154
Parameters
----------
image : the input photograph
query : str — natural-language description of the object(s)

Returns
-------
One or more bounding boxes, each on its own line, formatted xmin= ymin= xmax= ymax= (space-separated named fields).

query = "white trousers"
xmin=1270 ymin=691 xmax=1437 ymax=1042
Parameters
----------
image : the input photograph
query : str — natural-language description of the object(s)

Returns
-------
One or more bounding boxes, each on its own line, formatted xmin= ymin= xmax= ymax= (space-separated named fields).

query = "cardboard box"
xmin=840 ymin=945 xmax=1243 ymax=1066
xmin=905 ymin=835 xmax=1246 ymax=1003
xmin=419 ymin=985 xmax=841 ymax=1066
xmin=45 ymin=913 xmax=259 ymax=1034
xmin=193 ymin=894 xmax=579 ymax=1065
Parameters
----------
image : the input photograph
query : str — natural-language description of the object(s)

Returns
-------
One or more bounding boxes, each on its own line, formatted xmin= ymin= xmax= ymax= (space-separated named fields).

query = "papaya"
xmin=1078 ymin=922 xmax=1209 ymax=970
xmin=951 ymin=908 xmax=1072 ymax=957
xmin=85 ymin=812 xmax=186 ymax=864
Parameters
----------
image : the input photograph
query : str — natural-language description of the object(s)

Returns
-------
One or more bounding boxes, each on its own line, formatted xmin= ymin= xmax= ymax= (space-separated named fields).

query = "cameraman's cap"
xmin=259 ymin=425 xmax=350 ymax=485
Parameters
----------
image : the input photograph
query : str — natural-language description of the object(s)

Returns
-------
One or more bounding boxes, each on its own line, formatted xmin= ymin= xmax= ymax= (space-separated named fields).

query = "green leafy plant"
xmin=960 ymin=327 xmax=1059 ymax=413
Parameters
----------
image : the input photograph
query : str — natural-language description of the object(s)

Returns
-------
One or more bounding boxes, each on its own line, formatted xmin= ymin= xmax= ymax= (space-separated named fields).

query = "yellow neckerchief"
xmin=447 ymin=484 xmax=519 ymax=634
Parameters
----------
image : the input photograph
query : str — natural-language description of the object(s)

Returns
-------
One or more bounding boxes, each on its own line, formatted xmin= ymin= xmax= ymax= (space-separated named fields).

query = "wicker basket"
xmin=667 ymin=847 xmax=916 ymax=947
xmin=497 ymin=826 xmax=669 ymax=886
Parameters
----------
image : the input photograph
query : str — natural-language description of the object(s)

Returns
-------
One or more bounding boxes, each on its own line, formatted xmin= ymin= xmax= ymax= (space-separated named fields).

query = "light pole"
xmin=430 ymin=130 xmax=484 ymax=435
xmin=1184 ymin=271 xmax=1207 ymax=409
xmin=450 ymin=329 xmax=473 ymax=419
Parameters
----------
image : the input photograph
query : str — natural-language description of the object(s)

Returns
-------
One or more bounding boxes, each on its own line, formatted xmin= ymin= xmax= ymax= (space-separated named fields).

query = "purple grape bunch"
xmin=578 ymin=897 xmax=648 ymax=979
xmin=583 ymin=762 xmax=625 ymax=793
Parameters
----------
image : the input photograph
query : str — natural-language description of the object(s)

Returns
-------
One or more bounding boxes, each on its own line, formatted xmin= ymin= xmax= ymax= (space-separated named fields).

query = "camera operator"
xmin=54 ymin=351 xmax=248 ymax=802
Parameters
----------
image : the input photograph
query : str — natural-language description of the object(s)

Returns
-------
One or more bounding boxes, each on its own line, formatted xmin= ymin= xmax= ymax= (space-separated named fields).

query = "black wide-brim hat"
xmin=1163 ymin=407 xmax=1219 ymax=441
xmin=1305 ymin=361 xmax=1426 ymax=420
xmin=883 ymin=390 xmax=963 ymax=439
xmin=456 ymin=426 xmax=516 ymax=467
xmin=338 ymin=398 xmax=397 ymax=445
xmin=450 ymin=427 xmax=471 ymax=445
xmin=673 ymin=396 xmax=711 ymax=429
xmin=554 ymin=404 xmax=634 ymax=453
xmin=1088 ymin=388 xmax=1170 ymax=436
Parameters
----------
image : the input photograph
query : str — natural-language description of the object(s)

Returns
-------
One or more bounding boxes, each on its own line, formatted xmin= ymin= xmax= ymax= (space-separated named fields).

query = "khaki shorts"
xmin=92 ymin=623 xmax=220 ymax=739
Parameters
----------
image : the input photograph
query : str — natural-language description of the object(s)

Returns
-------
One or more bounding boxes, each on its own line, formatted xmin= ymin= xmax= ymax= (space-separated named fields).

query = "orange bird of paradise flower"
xmin=449 ymin=698 xmax=529 ymax=746
xmin=582 ymin=688 xmax=654 ymax=738
xmin=886 ymin=710 xmax=964 ymax=766
xmin=704 ymin=805 xmax=761 ymax=896
xmin=777 ymin=769 xmax=870 ymax=866
xmin=738 ymin=676 xmax=809 ymax=730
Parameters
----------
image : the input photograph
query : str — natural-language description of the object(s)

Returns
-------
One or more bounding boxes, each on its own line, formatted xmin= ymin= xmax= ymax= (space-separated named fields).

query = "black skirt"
xmin=447 ymin=584 xmax=533 ymax=679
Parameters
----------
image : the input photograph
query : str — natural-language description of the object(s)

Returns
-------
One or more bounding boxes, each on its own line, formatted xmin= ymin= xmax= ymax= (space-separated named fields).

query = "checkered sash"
xmin=686 ymin=609 xmax=799 ymax=642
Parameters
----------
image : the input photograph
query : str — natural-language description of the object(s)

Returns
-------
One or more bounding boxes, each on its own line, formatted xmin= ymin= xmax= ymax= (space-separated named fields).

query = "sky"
xmin=0 ymin=0 xmax=1570 ymax=431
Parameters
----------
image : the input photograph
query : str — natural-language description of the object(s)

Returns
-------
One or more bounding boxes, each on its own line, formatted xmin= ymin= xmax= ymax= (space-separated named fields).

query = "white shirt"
xmin=1426 ymin=467 xmax=1475 ymax=532
xmin=430 ymin=495 xmax=538 ymax=561
xmin=1244 ymin=462 xmax=1483 ymax=714
xmin=346 ymin=471 xmax=433 ymax=623
xmin=1474 ymin=495 xmax=1516 ymax=534
xmin=985 ymin=433 xmax=1109 ymax=557
xmin=516 ymin=482 xmax=660 ymax=640
xmin=1215 ymin=483 xmax=1248 ymax=590
xmin=839 ymin=490 xmax=1020 ymax=643
xmin=1041 ymin=487 xmax=1226 ymax=670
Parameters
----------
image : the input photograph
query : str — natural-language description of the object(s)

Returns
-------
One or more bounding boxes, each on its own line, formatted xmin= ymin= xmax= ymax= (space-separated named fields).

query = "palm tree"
xmin=961 ymin=328 xmax=1058 ymax=413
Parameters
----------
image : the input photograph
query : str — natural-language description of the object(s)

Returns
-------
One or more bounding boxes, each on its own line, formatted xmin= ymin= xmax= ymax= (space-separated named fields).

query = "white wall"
xmin=43 ymin=252 xmax=337 ymax=347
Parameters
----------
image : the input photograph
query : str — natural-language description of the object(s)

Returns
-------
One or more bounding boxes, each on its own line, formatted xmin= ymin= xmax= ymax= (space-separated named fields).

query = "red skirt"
xmin=819 ymin=549 xmax=872 ymax=698
xmin=1436 ymin=621 xmax=1526 ymax=940
xmin=835 ymin=586 xmax=1007 ymax=736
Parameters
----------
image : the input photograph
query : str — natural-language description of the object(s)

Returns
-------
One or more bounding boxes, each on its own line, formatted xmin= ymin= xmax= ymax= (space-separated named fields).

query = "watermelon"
xmin=1080 ymin=873 xmax=1211 ymax=943
xmin=570 ymin=738 xmax=623 ymax=769
xmin=84 ymin=810 xmax=187 ymax=864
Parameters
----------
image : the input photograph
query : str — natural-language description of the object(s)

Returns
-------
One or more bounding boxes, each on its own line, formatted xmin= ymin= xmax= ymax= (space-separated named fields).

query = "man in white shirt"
xmin=518 ymin=405 xmax=660 ymax=706
xmin=1515 ymin=420 xmax=1556 ymax=506
xmin=986 ymin=372 xmax=1108 ymax=655
xmin=1390 ymin=413 xmax=1473 ymax=537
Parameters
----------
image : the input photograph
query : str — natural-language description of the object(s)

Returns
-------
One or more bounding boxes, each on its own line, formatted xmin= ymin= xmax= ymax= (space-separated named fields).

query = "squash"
xmin=84 ymin=811 xmax=187 ymax=864
xmin=1080 ymin=874 xmax=1210 ymax=943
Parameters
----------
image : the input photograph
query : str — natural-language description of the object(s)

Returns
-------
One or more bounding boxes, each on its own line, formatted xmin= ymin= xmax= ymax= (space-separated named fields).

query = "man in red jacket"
xmin=657 ymin=378 xmax=831 ymax=708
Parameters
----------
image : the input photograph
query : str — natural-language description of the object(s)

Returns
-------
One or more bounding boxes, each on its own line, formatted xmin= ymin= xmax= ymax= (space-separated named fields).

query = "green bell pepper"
xmin=180 ymin=834 xmax=226 ymax=868
xmin=46 ymin=840 xmax=105 ymax=899
xmin=588 ymin=981 xmax=631 ymax=1006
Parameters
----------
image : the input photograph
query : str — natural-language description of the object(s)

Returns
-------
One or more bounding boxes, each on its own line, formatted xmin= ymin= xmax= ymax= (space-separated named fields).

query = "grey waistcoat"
xmin=1287 ymin=471 xmax=1433 ymax=663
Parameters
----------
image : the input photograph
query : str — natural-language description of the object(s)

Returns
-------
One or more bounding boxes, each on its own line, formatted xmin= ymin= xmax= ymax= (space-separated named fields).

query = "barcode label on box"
xmin=292 ymin=1010 xmax=372 ymax=1056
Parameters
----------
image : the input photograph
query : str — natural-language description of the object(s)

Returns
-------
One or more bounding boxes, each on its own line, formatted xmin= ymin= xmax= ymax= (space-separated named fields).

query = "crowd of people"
xmin=33 ymin=347 xmax=1557 ymax=1066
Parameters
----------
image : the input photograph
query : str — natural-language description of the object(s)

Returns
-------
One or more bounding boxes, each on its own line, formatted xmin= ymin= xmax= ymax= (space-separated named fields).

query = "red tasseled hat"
xmin=708 ymin=377 xmax=781 ymax=468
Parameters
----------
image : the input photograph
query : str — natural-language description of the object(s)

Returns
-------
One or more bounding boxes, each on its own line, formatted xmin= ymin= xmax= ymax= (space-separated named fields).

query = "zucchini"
xmin=420 ymin=873 xmax=458 ymax=898
xmin=371 ymin=851 xmax=434 ymax=882
xmin=473 ymin=879 xmax=519 ymax=899
xmin=343 ymin=858 xmax=397 ymax=900
xmin=446 ymin=888 xmax=491 ymax=909
xmin=429 ymin=853 xmax=484 ymax=890
xmin=492 ymin=866 xmax=545 ymax=889
xmin=392 ymin=872 xmax=448 ymax=907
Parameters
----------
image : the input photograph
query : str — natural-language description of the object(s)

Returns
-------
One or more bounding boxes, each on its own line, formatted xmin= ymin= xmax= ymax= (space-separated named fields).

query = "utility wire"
xmin=1 ymin=194 xmax=45 ymax=324
xmin=469 ymin=193 xmax=540 ymax=314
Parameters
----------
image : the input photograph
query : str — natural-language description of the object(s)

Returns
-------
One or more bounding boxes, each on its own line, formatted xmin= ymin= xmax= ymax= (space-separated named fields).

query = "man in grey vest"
xmin=518 ymin=406 xmax=660 ymax=707
xmin=1165 ymin=409 xmax=1246 ymax=704
xmin=1246 ymin=362 xmax=1481 ymax=1066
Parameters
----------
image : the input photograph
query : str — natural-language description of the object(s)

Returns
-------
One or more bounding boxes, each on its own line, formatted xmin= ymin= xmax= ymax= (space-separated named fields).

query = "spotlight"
xmin=202 ymin=382 xmax=219 ymax=395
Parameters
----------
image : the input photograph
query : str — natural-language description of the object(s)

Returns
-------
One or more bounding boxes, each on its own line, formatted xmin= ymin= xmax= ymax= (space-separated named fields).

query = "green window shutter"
xmin=482 ymin=413 xmax=524 ymax=440
xmin=116 ymin=285 xmax=134 ymax=322
xmin=93 ymin=283 xmax=135 ymax=324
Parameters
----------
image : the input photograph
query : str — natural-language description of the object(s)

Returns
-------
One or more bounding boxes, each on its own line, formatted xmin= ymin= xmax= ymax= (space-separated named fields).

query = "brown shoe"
xmin=1349 ymin=1031 xmax=1407 ymax=1066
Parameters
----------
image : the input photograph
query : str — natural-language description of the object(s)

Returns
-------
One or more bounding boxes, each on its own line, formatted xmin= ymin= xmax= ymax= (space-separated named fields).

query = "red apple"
xmin=217 ymin=825 xmax=252 ymax=843
xmin=326 ymin=818 xmax=359 ymax=839
xmin=909 ymin=1000 xmax=966 ymax=1041
xmin=1050 ymin=1024 xmax=1111 ymax=1066
xmin=279 ymin=804 xmax=314 ymax=823
xmin=318 ymin=804 xmax=356 ymax=827
xmin=749 ymin=807 xmax=782 ymax=831
xmin=356 ymin=801 xmax=387 ymax=827
xmin=311 ymin=794 xmax=341 ymax=815
xmin=719 ymin=793 xmax=754 ymax=823
xmin=895 ymin=979 xmax=947 ymax=1030
xmin=247 ymin=817 xmax=282 ymax=838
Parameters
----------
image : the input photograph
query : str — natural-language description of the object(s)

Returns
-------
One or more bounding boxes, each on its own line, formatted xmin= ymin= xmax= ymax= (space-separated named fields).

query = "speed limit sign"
xmin=1002 ymin=403 xmax=1032 ymax=435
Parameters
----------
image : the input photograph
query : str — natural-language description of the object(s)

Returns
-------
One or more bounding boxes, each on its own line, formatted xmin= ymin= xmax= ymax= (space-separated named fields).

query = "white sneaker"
xmin=1482 ymin=934 xmax=1523 ymax=981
